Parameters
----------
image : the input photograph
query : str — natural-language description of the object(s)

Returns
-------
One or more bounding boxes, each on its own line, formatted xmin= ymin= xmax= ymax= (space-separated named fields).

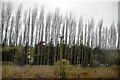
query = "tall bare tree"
xmin=84 ymin=23 xmax=87 ymax=46
xmin=23 ymin=10 xmax=28 ymax=45
xmin=98 ymin=19 xmax=103 ymax=48
xmin=4 ymin=3 xmax=12 ymax=45
xmin=31 ymin=7 xmax=37 ymax=46
xmin=27 ymin=8 xmax=31 ymax=46
xmin=1 ymin=3 xmax=5 ymax=44
xmin=88 ymin=19 xmax=94 ymax=47
xmin=9 ymin=16 xmax=14 ymax=45
xmin=39 ymin=6 xmax=44 ymax=42
xmin=110 ymin=23 xmax=117 ymax=49
xmin=118 ymin=24 xmax=120 ymax=50
xmin=15 ymin=4 xmax=22 ymax=46
xmin=77 ymin=17 xmax=83 ymax=45
xmin=45 ymin=12 xmax=52 ymax=44
xmin=105 ymin=27 xmax=108 ymax=49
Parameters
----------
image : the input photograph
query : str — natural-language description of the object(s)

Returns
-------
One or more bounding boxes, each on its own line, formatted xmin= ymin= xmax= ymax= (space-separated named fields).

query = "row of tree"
xmin=0 ymin=3 xmax=120 ymax=66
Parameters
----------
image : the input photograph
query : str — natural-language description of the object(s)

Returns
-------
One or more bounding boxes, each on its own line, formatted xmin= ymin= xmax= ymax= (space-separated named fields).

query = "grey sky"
xmin=0 ymin=0 xmax=118 ymax=26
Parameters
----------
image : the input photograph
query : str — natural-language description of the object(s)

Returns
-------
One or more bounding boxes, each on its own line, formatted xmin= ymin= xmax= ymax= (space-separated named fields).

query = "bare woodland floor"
xmin=2 ymin=64 xmax=119 ymax=78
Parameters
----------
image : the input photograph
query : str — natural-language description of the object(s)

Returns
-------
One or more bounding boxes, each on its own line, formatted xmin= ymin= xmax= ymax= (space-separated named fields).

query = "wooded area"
xmin=0 ymin=3 xmax=120 ymax=68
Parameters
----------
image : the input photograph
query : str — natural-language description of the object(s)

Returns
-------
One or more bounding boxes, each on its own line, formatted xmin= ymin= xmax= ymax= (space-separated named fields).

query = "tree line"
xmin=0 ymin=3 xmax=120 ymax=66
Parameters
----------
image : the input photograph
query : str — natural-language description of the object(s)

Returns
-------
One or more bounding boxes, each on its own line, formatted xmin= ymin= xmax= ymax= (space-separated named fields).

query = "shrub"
xmin=54 ymin=59 xmax=70 ymax=78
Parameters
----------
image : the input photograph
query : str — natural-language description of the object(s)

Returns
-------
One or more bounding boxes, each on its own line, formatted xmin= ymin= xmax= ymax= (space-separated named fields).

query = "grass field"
xmin=2 ymin=64 xmax=119 ymax=78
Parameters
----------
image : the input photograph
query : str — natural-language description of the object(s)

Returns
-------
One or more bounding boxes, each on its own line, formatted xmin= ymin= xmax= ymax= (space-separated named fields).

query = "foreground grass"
xmin=64 ymin=65 xmax=118 ymax=78
xmin=3 ymin=65 xmax=56 ymax=78
xmin=2 ymin=65 xmax=119 ymax=78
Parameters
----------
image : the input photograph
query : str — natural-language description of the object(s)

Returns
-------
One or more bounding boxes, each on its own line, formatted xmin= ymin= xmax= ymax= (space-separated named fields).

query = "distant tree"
xmin=98 ymin=19 xmax=103 ymax=48
xmin=33 ymin=44 xmax=38 ymax=65
xmin=65 ymin=16 xmax=69 ymax=45
xmin=23 ymin=10 xmax=28 ymax=45
xmin=45 ymin=12 xmax=52 ymax=45
xmin=9 ymin=16 xmax=14 ymax=45
xmin=18 ymin=20 xmax=22 ymax=45
xmin=67 ymin=13 xmax=73 ymax=63
xmin=84 ymin=23 xmax=87 ymax=46
xmin=61 ymin=18 xmax=65 ymax=40
xmin=15 ymin=4 xmax=22 ymax=46
xmin=39 ymin=6 xmax=45 ymax=42
xmin=44 ymin=12 xmax=52 ymax=65
xmin=30 ymin=5 xmax=38 ymax=61
xmin=1 ymin=3 xmax=5 ymax=44
xmin=105 ymin=27 xmax=108 ymax=49
xmin=61 ymin=18 xmax=66 ymax=60
xmin=77 ymin=18 xmax=84 ymax=64
xmin=95 ymin=27 xmax=99 ymax=47
xmin=101 ymin=27 xmax=106 ymax=49
xmin=18 ymin=31 xmax=22 ymax=45
xmin=35 ymin=6 xmax=45 ymax=65
xmin=68 ymin=13 xmax=73 ymax=46
xmin=71 ymin=20 xmax=77 ymax=64
xmin=87 ymin=19 xmax=94 ymax=65
xmin=4 ymin=3 xmax=12 ymax=45
xmin=108 ymin=27 xmax=112 ymax=49
xmin=48 ymin=39 xmax=54 ymax=65
xmin=31 ymin=7 xmax=37 ymax=46
xmin=35 ymin=20 xmax=39 ymax=44
xmin=110 ymin=23 xmax=117 ymax=49
xmin=118 ymin=24 xmax=120 ymax=49
xmin=26 ymin=8 xmax=31 ymax=46
xmin=52 ymin=8 xmax=62 ymax=62
xmin=77 ymin=17 xmax=83 ymax=45
xmin=65 ymin=16 xmax=69 ymax=60
xmin=91 ymin=31 xmax=94 ymax=48
xmin=88 ymin=18 xmax=94 ymax=47
xmin=88 ymin=19 xmax=94 ymax=64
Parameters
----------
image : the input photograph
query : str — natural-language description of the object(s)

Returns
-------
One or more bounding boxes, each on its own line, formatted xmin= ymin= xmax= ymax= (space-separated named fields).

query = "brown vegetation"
xmin=2 ymin=65 xmax=118 ymax=78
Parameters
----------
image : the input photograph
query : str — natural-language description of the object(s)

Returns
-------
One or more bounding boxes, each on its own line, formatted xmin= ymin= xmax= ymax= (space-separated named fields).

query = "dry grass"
xmin=2 ymin=64 xmax=119 ymax=78
xmin=2 ymin=65 xmax=56 ymax=78
xmin=65 ymin=65 xmax=118 ymax=78
xmin=0 ymin=64 xmax=2 ymax=79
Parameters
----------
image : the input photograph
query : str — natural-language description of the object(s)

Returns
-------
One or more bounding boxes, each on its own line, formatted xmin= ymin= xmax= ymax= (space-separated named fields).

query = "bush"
xmin=92 ymin=60 xmax=100 ymax=67
xmin=54 ymin=59 xmax=70 ymax=78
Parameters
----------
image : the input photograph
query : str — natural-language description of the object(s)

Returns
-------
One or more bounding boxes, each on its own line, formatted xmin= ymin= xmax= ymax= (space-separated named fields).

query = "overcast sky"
xmin=0 ymin=0 xmax=119 ymax=26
